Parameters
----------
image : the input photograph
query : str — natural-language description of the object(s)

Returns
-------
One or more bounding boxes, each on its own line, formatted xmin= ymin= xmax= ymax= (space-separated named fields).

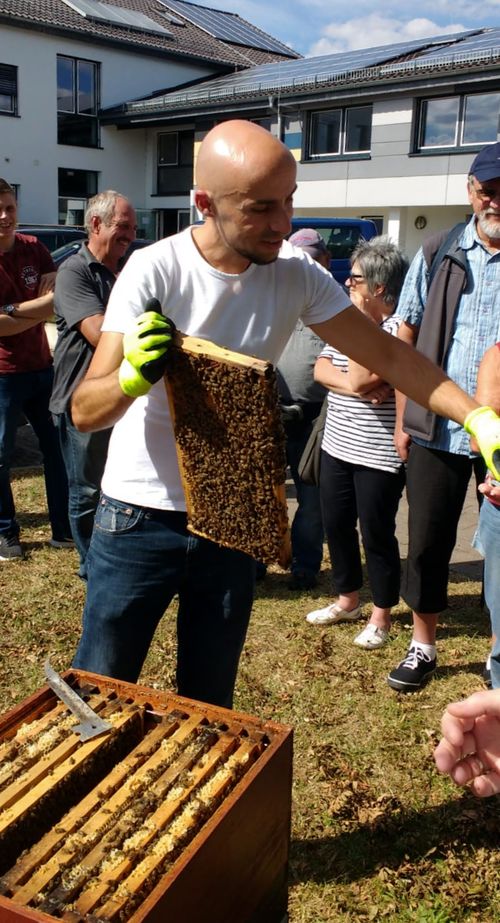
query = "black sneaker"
xmin=483 ymin=655 xmax=492 ymax=688
xmin=0 ymin=533 xmax=22 ymax=561
xmin=387 ymin=645 xmax=436 ymax=692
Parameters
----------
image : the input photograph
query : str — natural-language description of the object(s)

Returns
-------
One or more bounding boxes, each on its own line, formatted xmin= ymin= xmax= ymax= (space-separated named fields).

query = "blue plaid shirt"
xmin=397 ymin=217 xmax=500 ymax=455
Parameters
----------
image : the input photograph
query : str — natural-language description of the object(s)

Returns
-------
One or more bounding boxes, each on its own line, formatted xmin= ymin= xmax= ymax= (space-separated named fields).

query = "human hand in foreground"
xmin=478 ymin=472 xmax=500 ymax=506
xmin=434 ymin=690 xmax=500 ymax=797
xmin=393 ymin=423 xmax=411 ymax=462
xmin=362 ymin=382 xmax=393 ymax=405
xmin=464 ymin=406 xmax=500 ymax=480
xmin=119 ymin=305 xmax=175 ymax=398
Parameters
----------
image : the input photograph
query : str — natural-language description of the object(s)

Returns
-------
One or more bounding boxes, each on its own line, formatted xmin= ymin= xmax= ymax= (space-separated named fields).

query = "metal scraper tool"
xmin=44 ymin=659 xmax=112 ymax=741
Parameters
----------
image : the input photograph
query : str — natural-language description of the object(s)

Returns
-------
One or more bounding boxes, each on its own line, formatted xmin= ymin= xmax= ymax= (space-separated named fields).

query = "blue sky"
xmin=206 ymin=0 xmax=500 ymax=56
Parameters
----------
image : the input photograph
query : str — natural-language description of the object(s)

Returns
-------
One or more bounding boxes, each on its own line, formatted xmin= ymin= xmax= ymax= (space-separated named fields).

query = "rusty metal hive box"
xmin=0 ymin=671 xmax=293 ymax=923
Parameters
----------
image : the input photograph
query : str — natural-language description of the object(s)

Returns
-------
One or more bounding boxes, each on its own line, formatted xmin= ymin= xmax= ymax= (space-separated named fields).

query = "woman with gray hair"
xmin=306 ymin=236 xmax=409 ymax=649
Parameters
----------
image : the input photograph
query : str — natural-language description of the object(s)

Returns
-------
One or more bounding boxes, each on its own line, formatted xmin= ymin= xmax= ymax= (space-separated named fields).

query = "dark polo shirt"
xmin=50 ymin=243 xmax=115 ymax=415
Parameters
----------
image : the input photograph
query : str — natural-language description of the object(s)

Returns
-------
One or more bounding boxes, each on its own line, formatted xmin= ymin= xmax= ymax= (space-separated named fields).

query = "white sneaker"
xmin=353 ymin=623 xmax=389 ymax=649
xmin=306 ymin=602 xmax=361 ymax=625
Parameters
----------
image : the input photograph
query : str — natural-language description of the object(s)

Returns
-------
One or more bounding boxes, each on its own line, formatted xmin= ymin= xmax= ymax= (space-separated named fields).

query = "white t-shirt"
xmin=101 ymin=227 xmax=350 ymax=510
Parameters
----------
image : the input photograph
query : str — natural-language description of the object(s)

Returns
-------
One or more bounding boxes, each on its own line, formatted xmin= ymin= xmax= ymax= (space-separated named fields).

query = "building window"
xmin=0 ymin=64 xmax=17 ymax=115
xmin=250 ymin=117 xmax=272 ymax=132
xmin=58 ymin=168 xmax=98 ymax=225
xmin=57 ymin=55 xmax=99 ymax=147
xmin=306 ymin=106 xmax=372 ymax=159
xmin=417 ymin=91 xmax=500 ymax=151
xmin=157 ymin=131 xmax=194 ymax=196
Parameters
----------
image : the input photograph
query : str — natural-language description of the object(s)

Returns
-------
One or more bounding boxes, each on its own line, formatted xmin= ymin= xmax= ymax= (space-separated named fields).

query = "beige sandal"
xmin=306 ymin=602 xmax=361 ymax=625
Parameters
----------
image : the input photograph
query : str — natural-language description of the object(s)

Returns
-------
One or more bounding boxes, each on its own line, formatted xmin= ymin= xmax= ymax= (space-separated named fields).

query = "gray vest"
xmin=403 ymin=226 xmax=469 ymax=441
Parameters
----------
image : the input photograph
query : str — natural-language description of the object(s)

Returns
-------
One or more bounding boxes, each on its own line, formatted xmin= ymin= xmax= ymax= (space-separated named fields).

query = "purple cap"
xmin=288 ymin=227 xmax=328 ymax=258
xmin=470 ymin=142 xmax=500 ymax=182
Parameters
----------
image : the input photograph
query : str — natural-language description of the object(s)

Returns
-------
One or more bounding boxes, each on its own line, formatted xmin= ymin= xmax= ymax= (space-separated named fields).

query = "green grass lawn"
xmin=1 ymin=469 xmax=500 ymax=922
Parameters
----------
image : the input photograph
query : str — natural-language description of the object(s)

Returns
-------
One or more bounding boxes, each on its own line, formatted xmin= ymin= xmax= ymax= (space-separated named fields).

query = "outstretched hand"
xmin=434 ymin=690 xmax=500 ymax=797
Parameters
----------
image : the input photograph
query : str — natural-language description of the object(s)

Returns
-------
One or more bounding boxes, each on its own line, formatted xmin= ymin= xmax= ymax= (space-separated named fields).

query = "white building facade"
xmin=0 ymin=0 xmax=298 ymax=236
xmin=1 ymin=2 xmax=499 ymax=258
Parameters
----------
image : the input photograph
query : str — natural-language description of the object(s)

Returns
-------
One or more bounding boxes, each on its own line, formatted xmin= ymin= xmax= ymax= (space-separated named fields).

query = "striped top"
xmin=320 ymin=314 xmax=403 ymax=474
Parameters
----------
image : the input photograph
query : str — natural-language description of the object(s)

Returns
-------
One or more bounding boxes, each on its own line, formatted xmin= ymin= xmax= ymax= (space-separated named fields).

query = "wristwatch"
xmin=2 ymin=304 xmax=16 ymax=316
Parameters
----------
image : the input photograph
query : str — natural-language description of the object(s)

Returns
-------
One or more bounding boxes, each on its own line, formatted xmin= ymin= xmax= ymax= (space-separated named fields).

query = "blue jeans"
xmin=473 ymin=498 xmax=500 ymax=689
xmin=285 ymin=416 xmax=324 ymax=576
xmin=73 ymin=495 xmax=255 ymax=708
xmin=0 ymin=368 xmax=69 ymax=540
xmin=54 ymin=411 xmax=111 ymax=573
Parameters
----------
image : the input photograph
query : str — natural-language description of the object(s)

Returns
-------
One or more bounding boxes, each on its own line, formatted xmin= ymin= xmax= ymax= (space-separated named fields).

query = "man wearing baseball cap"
xmin=388 ymin=142 xmax=500 ymax=693
xmin=287 ymin=228 xmax=330 ymax=261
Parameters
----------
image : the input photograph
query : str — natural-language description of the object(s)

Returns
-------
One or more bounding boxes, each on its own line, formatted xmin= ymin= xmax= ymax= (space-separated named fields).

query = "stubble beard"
xmin=231 ymin=241 xmax=280 ymax=266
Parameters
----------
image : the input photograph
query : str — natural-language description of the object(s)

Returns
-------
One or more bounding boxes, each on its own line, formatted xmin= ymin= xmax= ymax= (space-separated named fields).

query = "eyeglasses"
xmin=470 ymin=181 xmax=500 ymax=203
xmin=347 ymin=273 xmax=366 ymax=285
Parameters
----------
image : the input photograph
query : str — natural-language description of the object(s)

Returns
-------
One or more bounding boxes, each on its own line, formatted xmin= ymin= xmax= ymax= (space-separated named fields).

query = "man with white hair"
xmin=389 ymin=142 xmax=500 ymax=693
xmin=50 ymin=191 xmax=137 ymax=575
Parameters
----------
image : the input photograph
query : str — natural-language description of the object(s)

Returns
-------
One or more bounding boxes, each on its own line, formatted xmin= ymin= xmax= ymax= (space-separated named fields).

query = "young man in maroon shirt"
xmin=0 ymin=178 xmax=70 ymax=559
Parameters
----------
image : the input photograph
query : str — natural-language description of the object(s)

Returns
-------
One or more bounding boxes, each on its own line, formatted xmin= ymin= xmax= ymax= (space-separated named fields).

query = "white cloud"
xmin=306 ymin=15 xmax=467 ymax=57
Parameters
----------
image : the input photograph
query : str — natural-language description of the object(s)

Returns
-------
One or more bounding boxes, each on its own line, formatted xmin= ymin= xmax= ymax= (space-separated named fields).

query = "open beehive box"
xmin=0 ymin=670 xmax=293 ymax=923
xmin=164 ymin=332 xmax=291 ymax=568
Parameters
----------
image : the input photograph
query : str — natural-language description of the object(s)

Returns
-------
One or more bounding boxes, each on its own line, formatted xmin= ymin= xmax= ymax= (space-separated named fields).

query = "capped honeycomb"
xmin=165 ymin=335 xmax=291 ymax=567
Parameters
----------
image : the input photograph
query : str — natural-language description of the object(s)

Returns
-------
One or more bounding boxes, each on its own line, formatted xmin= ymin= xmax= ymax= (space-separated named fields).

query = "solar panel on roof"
xmin=119 ymin=26 xmax=498 ymax=117
xmin=61 ymin=0 xmax=173 ymax=36
xmin=413 ymin=28 xmax=500 ymax=62
xmin=157 ymin=0 xmax=295 ymax=55
xmin=140 ymin=28 xmax=488 ymax=105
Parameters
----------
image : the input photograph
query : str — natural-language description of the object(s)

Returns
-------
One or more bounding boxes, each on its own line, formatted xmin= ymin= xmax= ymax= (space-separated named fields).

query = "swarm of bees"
xmin=165 ymin=346 xmax=291 ymax=566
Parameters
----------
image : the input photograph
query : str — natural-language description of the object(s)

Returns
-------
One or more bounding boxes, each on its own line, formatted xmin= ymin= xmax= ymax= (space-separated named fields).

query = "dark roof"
xmin=0 ymin=0 xmax=300 ymax=68
xmin=100 ymin=27 xmax=500 ymax=123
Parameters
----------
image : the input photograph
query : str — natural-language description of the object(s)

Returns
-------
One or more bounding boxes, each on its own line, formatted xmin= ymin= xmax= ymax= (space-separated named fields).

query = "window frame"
xmin=156 ymin=130 xmax=194 ymax=196
xmin=158 ymin=132 xmax=179 ymax=166
xmin=58 ymin=167 xmax=98 ymax=225
xmin=57 ymin=54 xmax=100 ymax=148
xmin=305 ymin=104 xmax=372 ymax=161
xmin=0 ymin=64 xmax=18 ymax=116
xmin=415 ymin=90 xmax=500 ymax=154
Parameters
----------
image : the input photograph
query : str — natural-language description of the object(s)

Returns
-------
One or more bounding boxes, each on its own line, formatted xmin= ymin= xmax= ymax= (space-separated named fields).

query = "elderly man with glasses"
xmin=388 ymin=141 xmax=500 ymax=693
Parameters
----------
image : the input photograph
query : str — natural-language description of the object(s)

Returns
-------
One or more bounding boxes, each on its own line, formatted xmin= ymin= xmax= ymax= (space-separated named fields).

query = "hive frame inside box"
xmin=0 ymin=670 xmax=293 ymax=923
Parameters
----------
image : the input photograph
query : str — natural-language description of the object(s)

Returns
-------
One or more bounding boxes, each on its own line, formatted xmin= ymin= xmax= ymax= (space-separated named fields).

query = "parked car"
xmin=50 ymin=237 xmax=154 ymax=268
xmin=289 ymin=217 xmax=378 ymax=285
xmin=18 ymin=225 xmax=86 ymax=251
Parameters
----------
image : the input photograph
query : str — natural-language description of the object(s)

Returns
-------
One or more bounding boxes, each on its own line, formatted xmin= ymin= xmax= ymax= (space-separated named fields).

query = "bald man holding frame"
xmin=70 ymin=120 xmax=500 ymax=709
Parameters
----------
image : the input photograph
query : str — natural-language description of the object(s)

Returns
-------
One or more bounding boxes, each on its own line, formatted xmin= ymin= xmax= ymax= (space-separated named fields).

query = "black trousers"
xmin=320 ymin=451 xmax=405 ymax=608
xmin=402 ymin=443 xmax=485 ymax=613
